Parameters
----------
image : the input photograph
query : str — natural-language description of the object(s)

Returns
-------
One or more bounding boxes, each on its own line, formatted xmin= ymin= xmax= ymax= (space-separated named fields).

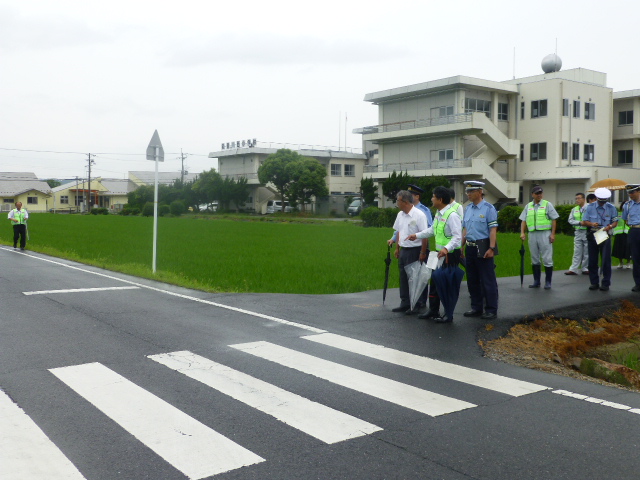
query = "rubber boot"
xmin=529 ymin=264 xmax=541 ymax=288
xmin=544 ymin=266 xmax=553 ymax=290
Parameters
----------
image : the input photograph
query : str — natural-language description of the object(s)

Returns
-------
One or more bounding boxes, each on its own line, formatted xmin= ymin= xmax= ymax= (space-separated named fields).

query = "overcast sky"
xmin=1 ymin=0 xmax=637 ymax=180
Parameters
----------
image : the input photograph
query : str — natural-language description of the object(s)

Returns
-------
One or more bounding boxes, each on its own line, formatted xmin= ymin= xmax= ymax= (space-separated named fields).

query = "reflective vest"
xmin=434 ymin=208 xmax=459 ymax=249
xmin=10 ymin=209 xmax=26 ymax=225
xmin=572 ymin=206 xmax=587 ymax=230
xmin=450 ymin=202 xmax=463 ymax=220
xmin=613 ymin=212 xmax=628 ymax=235
xmin=525 ymin=200 xmax=552 ymax=231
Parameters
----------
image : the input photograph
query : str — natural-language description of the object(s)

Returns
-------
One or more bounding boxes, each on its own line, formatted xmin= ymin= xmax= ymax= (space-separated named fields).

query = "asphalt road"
xmin=2 ymin=246 xmax=640 ymax=480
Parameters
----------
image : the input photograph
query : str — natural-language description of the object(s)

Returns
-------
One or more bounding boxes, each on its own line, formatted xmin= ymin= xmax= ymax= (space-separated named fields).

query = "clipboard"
xmin=593 ymin=228 xmax=609 ymax=245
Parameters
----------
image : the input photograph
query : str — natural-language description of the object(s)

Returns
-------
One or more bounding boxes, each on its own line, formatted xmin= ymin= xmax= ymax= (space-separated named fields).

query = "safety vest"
xmin=434 ymin=208 xmax=459 ymax=250
xmin=572 ymin=206 xmax=587 ymax=230
xmin=10 ymin=209 xmax=26 ymax=225
xmin=525 ymin=200 xmax=552 ymax=231
xmin=450 ymin=202 xmax=463 ymax=219
xmin=613 ymin=212 xmax=628 ymax=235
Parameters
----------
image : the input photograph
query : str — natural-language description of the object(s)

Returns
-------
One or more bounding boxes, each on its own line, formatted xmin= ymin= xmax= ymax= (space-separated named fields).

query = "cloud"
xmin=165 ymin=33 xmax=410 ymax=67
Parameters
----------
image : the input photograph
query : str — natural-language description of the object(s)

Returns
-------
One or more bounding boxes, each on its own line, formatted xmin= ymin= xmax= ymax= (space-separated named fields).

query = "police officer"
xmin=461 ymin=181 xmax=498 ymax=320
xmin=565 ymin=193 xmax=589 ymax=276
xmin=520 ymin=185 xmax=559 ymax=289
xmin=622 ymin=184 xmax=640 ymax=292
xmin=582 ymin=187 xmax=618 ymax=291
xmin=8 ymin=201 xmax=29 ymax=250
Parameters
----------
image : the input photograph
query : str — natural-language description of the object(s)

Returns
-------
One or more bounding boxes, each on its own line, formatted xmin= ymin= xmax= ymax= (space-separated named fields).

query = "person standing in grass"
xmin=8 ymin=201 xmax=28 ymax=250
xmin=622 ymin=184 xmax=640 ymax=292
xmin=565 ymin=192 xmax=589 ymax=276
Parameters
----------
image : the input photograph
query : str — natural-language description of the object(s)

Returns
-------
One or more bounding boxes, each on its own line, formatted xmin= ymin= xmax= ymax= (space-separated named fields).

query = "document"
xmin=593 ymin=228 xmax=609 ymax=245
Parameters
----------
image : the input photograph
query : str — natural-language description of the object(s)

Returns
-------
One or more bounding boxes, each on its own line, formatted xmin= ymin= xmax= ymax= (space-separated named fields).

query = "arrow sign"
xmin=146 ymin=130 xmax=164 ymax=162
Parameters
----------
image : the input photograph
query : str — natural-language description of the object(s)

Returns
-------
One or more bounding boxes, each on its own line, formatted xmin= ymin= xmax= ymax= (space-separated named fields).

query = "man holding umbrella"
xmin=406 ymin=186 xmax=462 ymax=323
xmin=582 ymin=187 xmax=618 ymax=291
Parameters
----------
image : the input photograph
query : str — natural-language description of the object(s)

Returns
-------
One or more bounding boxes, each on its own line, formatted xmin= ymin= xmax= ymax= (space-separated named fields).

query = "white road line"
xmin=2 ymin=248 xmax=324 ymax=333
xmin=230 ymin=341 xmax=476 ymax=417
xmin=303 ymin=333 xmax=548 ymax=397
xmin=149 ymin=351 xmax=382 ymax=444
xmin=0 ymin=389 xmax=86 ymax=480
xmin=49 ymin=363 xmax=264 ymax=479
xmin=553 ymin=389 xmax=640 ymax=414
xmin=23 ymin=286 xmax=140 ymax=296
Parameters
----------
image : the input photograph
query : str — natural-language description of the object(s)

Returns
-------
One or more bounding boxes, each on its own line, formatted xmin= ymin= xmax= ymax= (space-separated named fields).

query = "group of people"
xmin=389 ymin=181 xmax=498 ymax=323
xmin=388 ymin=181 xmax=640 ymax=323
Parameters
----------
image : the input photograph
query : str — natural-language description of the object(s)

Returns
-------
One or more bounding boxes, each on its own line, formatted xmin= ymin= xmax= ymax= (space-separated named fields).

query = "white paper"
xmin=426 ymin=251 xmax=444 ymax=270
xmin=594 ymin=228 xmax=609 ymax=245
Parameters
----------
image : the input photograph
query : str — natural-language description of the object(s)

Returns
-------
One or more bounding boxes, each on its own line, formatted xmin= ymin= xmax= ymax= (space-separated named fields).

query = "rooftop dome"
xmin=541 ymin=53 xmax=562 ymax=73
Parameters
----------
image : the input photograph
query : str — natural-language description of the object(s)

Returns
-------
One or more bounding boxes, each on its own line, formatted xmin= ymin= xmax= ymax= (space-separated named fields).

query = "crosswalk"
xmin=1 ymin=333 xmax=548 ymax=480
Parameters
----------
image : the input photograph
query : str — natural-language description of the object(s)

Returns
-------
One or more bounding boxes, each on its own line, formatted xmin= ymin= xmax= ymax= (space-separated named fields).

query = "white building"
xmin=355 ymin=56 xmax=640 ymax=206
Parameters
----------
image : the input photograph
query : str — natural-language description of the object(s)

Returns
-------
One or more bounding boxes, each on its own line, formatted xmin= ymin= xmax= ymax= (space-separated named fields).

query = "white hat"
xmin=464 ymin=180 xmax=485 ymax=191
xmin=594 ymin=187 xmax=611 ymax=199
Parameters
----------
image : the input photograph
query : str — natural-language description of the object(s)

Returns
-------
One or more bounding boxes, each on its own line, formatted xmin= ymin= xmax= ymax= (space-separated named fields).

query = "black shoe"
xmin=529 ymin=283 xmax=541 ymax=288
xmin=481 ymin=312 xmax=497 ymax=320
xmin=435 ymin=316 xmax=453 ymax=323
xmin=589 ymin=284 xmax=599 ymax=290
xmin=463 ymin=310 xmax=483 ymax=317
xmin=20 ymin=247 xmax=25 ymax=251
xmin=405 ymin=308 xmax=421 ymax=315
xmin=544 ymin=282 xmax=552 ymax=290
xmin=599 ymin=286 xmax=609 ymax=291
xmin=391 ymin=305 xmax=410 ymax=313
xmin=632 ymin=285 xmax=640 ymax=292
xmin=418 ymin=309 xmax=439 ymax=319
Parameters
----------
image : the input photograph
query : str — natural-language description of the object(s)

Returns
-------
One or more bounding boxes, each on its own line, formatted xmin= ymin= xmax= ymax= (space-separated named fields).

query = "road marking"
xmin=303 ymin=333 xmax=548 ymax=397
xmin=2 ymin=248 xmax=325 ymax=333
xmin=230 ymin=341 xmax=475 ymax=416
xmin=553 ymin=389 xmax=640 ymax=414
xmin=49 ymin=362 xmax=264 ymax=479
xmin=0 ymin=389 xmax=86 ymax=480
xmin=149 ymin=351 xmax=382 ymax=444
xmin=23 ymin=286 xmax=140 ymax=296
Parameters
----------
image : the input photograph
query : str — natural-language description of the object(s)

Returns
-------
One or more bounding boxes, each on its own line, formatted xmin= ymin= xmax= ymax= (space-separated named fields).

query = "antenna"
xmin=513 ymin=47 xmax=516 ymax=79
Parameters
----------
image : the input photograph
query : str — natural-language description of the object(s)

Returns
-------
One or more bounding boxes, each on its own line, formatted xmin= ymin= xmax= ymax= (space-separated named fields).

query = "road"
xmin=2 ymin=246 xmax=640 ymax=480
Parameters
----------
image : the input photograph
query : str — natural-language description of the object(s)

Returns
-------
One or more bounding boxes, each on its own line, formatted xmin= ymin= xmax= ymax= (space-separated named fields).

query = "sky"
xmin=1 ymin=0 xmax=638 ymax=181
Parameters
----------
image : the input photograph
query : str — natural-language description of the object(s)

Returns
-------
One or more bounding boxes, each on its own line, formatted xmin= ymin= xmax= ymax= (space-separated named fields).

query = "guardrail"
xmin=359 ymin=113 xmax=473 ymax=135
xmin=364 ymin=158 xmax=473 ymax=173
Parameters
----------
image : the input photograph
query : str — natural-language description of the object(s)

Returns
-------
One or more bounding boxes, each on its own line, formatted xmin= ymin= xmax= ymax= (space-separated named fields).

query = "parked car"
xmin=347 ymin=199 xmax=365 ymax=216
xmin=266 ymin=200 xmax=292 ymax=213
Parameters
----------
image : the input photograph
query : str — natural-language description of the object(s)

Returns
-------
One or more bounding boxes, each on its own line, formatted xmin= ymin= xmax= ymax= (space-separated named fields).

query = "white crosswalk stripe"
xmin=49 ymin=362 xmax=264 ymax=479
xmin=302 ymin=333 xmax=548 ymax=396
xmin=230 ymin=341 xmax=477 ymax=416
xmin=149 ymin=350 xmax=382 ymax=444
xmin=0 ymin=389 xmax=86 ymax=480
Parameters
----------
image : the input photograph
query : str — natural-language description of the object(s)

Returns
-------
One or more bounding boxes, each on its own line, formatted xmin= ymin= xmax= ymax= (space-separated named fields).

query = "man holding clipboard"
xmin=581 ymin=187 xmax=618 ymax=291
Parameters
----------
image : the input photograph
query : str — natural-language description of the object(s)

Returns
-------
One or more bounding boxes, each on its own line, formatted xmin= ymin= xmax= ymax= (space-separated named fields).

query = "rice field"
xmin=1 ymin=214 xmax=577 ymax=294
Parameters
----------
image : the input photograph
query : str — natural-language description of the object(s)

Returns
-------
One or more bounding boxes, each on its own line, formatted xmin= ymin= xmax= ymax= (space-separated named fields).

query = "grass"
xmin=1 ymin=213 xmax=577 ymax=294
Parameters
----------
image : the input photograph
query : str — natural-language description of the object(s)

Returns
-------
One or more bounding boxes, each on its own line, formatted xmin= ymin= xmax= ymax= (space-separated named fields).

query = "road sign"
xmin=146 ymin=130 xmax=164 ymax=162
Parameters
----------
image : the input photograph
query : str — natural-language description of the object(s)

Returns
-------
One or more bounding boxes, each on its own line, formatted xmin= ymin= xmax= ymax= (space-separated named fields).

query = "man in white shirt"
xmin=391 ymin=190 xmax=429 ymax=313
xmin=8 ymin=201 xmax=29 ymax=250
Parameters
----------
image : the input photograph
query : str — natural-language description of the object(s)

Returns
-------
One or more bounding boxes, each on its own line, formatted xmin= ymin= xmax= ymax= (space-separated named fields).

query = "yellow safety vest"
xmin=525 ymin=200 xmax=552 ymax=231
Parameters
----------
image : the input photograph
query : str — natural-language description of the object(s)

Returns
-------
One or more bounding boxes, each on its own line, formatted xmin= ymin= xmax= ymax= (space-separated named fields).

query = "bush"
xmin=170 ymin=200 xmax=186 ymax=216
xmin=361 ymin=206 xmax=399 ymax=228
xmin=497 ymin=206 xmax=523 ymax=233
xmin=90 ymin=207 xmax=109 ymax=215
xmin=159 ymin=204 xmax=170 ymax=216
xmin=142 ymin=202 xmax=154 ymax=216
xmin=119 ymin=207 xmax=140 ymax=216
xmin=555 ymin=204 xmax=576 ymax=235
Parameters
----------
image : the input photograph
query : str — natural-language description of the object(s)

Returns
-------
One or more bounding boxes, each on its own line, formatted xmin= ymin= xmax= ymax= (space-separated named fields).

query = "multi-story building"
xmin=208 ymin=141 xmax=367 ymax=213
xmin=355 ymin=56 xmax=640 ymax=206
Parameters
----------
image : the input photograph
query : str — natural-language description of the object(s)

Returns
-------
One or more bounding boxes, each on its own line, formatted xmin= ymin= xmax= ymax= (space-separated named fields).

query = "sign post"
xmin=146 ymin=130 xmax=164 ymax=273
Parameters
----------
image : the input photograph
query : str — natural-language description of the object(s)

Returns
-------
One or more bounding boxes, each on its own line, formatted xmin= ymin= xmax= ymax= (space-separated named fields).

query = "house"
xmin=129 ymin=171 xmax=198 ymax=187
xmin=355 ymin=55 xmax=640 ymax=206
xmin=0 ymin=173 xmax=52 ymax=212
xmin=208 ymin=141 xmax=368 ymax=213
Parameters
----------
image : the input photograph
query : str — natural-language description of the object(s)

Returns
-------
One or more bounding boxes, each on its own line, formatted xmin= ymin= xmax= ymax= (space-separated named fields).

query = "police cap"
xmin=626 ymin=184 xmax=640 ymax=193
xmin=464 ymin=180 xmax=485 ymax=192
xmin=407 ymin=184 xmax=424 ymax=195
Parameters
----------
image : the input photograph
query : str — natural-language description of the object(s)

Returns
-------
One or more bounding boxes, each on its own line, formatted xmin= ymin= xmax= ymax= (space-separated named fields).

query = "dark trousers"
xmin=587 ymin=233 xmax=612 ymax=287
xmin=629 ymin=228 xmax=640 ymax=286
xmin=13 ymin=224 xmax=26 ymax=248
xmin=429 ymin=250 xmax=461 ymax=312
xmin=465 ymin=245 xmax=498 ymax=314
xmin=398 ymin=246 xmax=424 ymax=307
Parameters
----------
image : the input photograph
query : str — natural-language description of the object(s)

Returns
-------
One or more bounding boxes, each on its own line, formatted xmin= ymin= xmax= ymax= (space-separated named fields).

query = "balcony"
xmin=358 ymin=113 xmax=474 ymax=135
xmin=364 ymin=158 xmax=472 ymax=174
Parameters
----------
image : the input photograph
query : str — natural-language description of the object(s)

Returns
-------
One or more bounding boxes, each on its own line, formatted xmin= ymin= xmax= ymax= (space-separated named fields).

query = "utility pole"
xmin=86 ymin=154 xmax=96 ymax=213
xmin=180 ymin=149 xmax=188 ymax=184
xmin=75 ymin=176 xmax=79 ymax=213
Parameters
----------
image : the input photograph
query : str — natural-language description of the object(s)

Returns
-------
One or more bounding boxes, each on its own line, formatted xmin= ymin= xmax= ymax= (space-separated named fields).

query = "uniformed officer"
xmin=622 ymin=184 xmax=640 ymax=292
xmin=519 ymin=185 xmax=559 ymax=289
xmin=582 ymin=187 xmax=618 ymax=291
xmin=565 ymin=192 xmax=589 ymax=276
xmin=8 ymin=201 xmax=29 ymax=250
xmin=461 ymin=181 xmax=498 ymax=320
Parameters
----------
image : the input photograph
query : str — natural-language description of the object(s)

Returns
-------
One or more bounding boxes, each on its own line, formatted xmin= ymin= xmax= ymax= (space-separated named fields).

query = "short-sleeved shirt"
xmin=463 ymin=200 xmax=498 ymax=241
xmin=393 ymin=206 xmax=428 ymax=248
xmin=390 ymin=201 xmax=433 ymax=242
xmin=415 ymin=205 xmax=462 ymax=251
xmin=518 ymin=200 xmax=560 ymax=224
xmin=623 ymin=200 xmax=640 ymax=226
xmin=8 ymin=208 xmax=28 ymax=224
xmin=583 ymin=201 xmax=618 ymax=227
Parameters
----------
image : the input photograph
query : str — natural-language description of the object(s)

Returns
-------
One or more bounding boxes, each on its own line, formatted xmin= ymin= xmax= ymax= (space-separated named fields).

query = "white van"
xmin=266 ymin=200 xmax=292 ymax=214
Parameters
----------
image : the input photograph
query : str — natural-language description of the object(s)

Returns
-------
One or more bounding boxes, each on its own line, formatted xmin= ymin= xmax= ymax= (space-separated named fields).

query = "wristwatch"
xmin=489 ymin=246 xmax=497 ymax=251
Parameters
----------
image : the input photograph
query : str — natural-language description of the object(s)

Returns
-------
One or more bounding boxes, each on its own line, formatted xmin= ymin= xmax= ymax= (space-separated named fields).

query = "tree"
xmin=360 ymin=177 xmax=377 ymax=205
xmin=45 ymin=179 xmax=62 ymax=188
xmin=228 ymin=176 xmax=250 ymax=212
xmin=257 ymin=149 xmax=300 ymax=206
xmin=287 ymin=158 xmax=328 ymax=211
xmin=381 ymin=170 xmax=412 ymax=201
xmin=127 ymin=185 xmax=155 ymax=210
xmin=192 ymin=168 xmax=222 ymax=208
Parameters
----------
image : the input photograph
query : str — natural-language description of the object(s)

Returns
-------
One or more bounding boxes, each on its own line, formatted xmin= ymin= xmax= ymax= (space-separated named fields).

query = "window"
xmin=520 ymin=102 xmax=525 ymax=120
xmin=431 ymin=105 xmax=454 ymax=117
xmin=465 ymin=98 xmax=491 ymax=117
xmin=585 ymin=102 xmax=595 ymax=120
xmin=530 ymin=143 xmax=547 ymax=161
xmin=60 ymin=196 xmax=69 ymax=204
xmin=573 ymin=101 xmax=580 ymax=118
xmin=563 ymin=99 xmax=569 ymax=117
xmin=584 ymin=144 xmax=595 ymax=162
xmin=572 ymin=143 xmax=580 ymax=161
xmin=618 ymin=150 xmax=633 ymax=165
xmin=436 ymin=149 xmax=454 ymax=161
xmin=562 ymin=142 xmax=568 ymax=160
xmin=497 ymin=103 xmax=508 ymax=121
xmin=330 ymin=164 xmax=341 ymax=176
xmin=619 ymin=111 xmax=634 ymax=126
xmin=531 ymin=100 xmax=548 ymax=118
xmin=27 ymin=197 xmax=38 ymax=204
xmin=344 ymin=164 xmax=355 ymax=177
xmin=3 ymin=198 xmax=14 ymax=203
xmin=520 ymin=144 xmax=524 ymax=162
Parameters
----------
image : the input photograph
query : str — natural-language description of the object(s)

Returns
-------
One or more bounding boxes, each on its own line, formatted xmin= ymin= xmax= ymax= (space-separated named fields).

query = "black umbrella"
xmin=519 ymin=240 xmax=526 ymax=287
xmin=431 ymin=262 xmax=465 ymax=321
xmin=383 ymin=244 xmax=392 ymax=305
